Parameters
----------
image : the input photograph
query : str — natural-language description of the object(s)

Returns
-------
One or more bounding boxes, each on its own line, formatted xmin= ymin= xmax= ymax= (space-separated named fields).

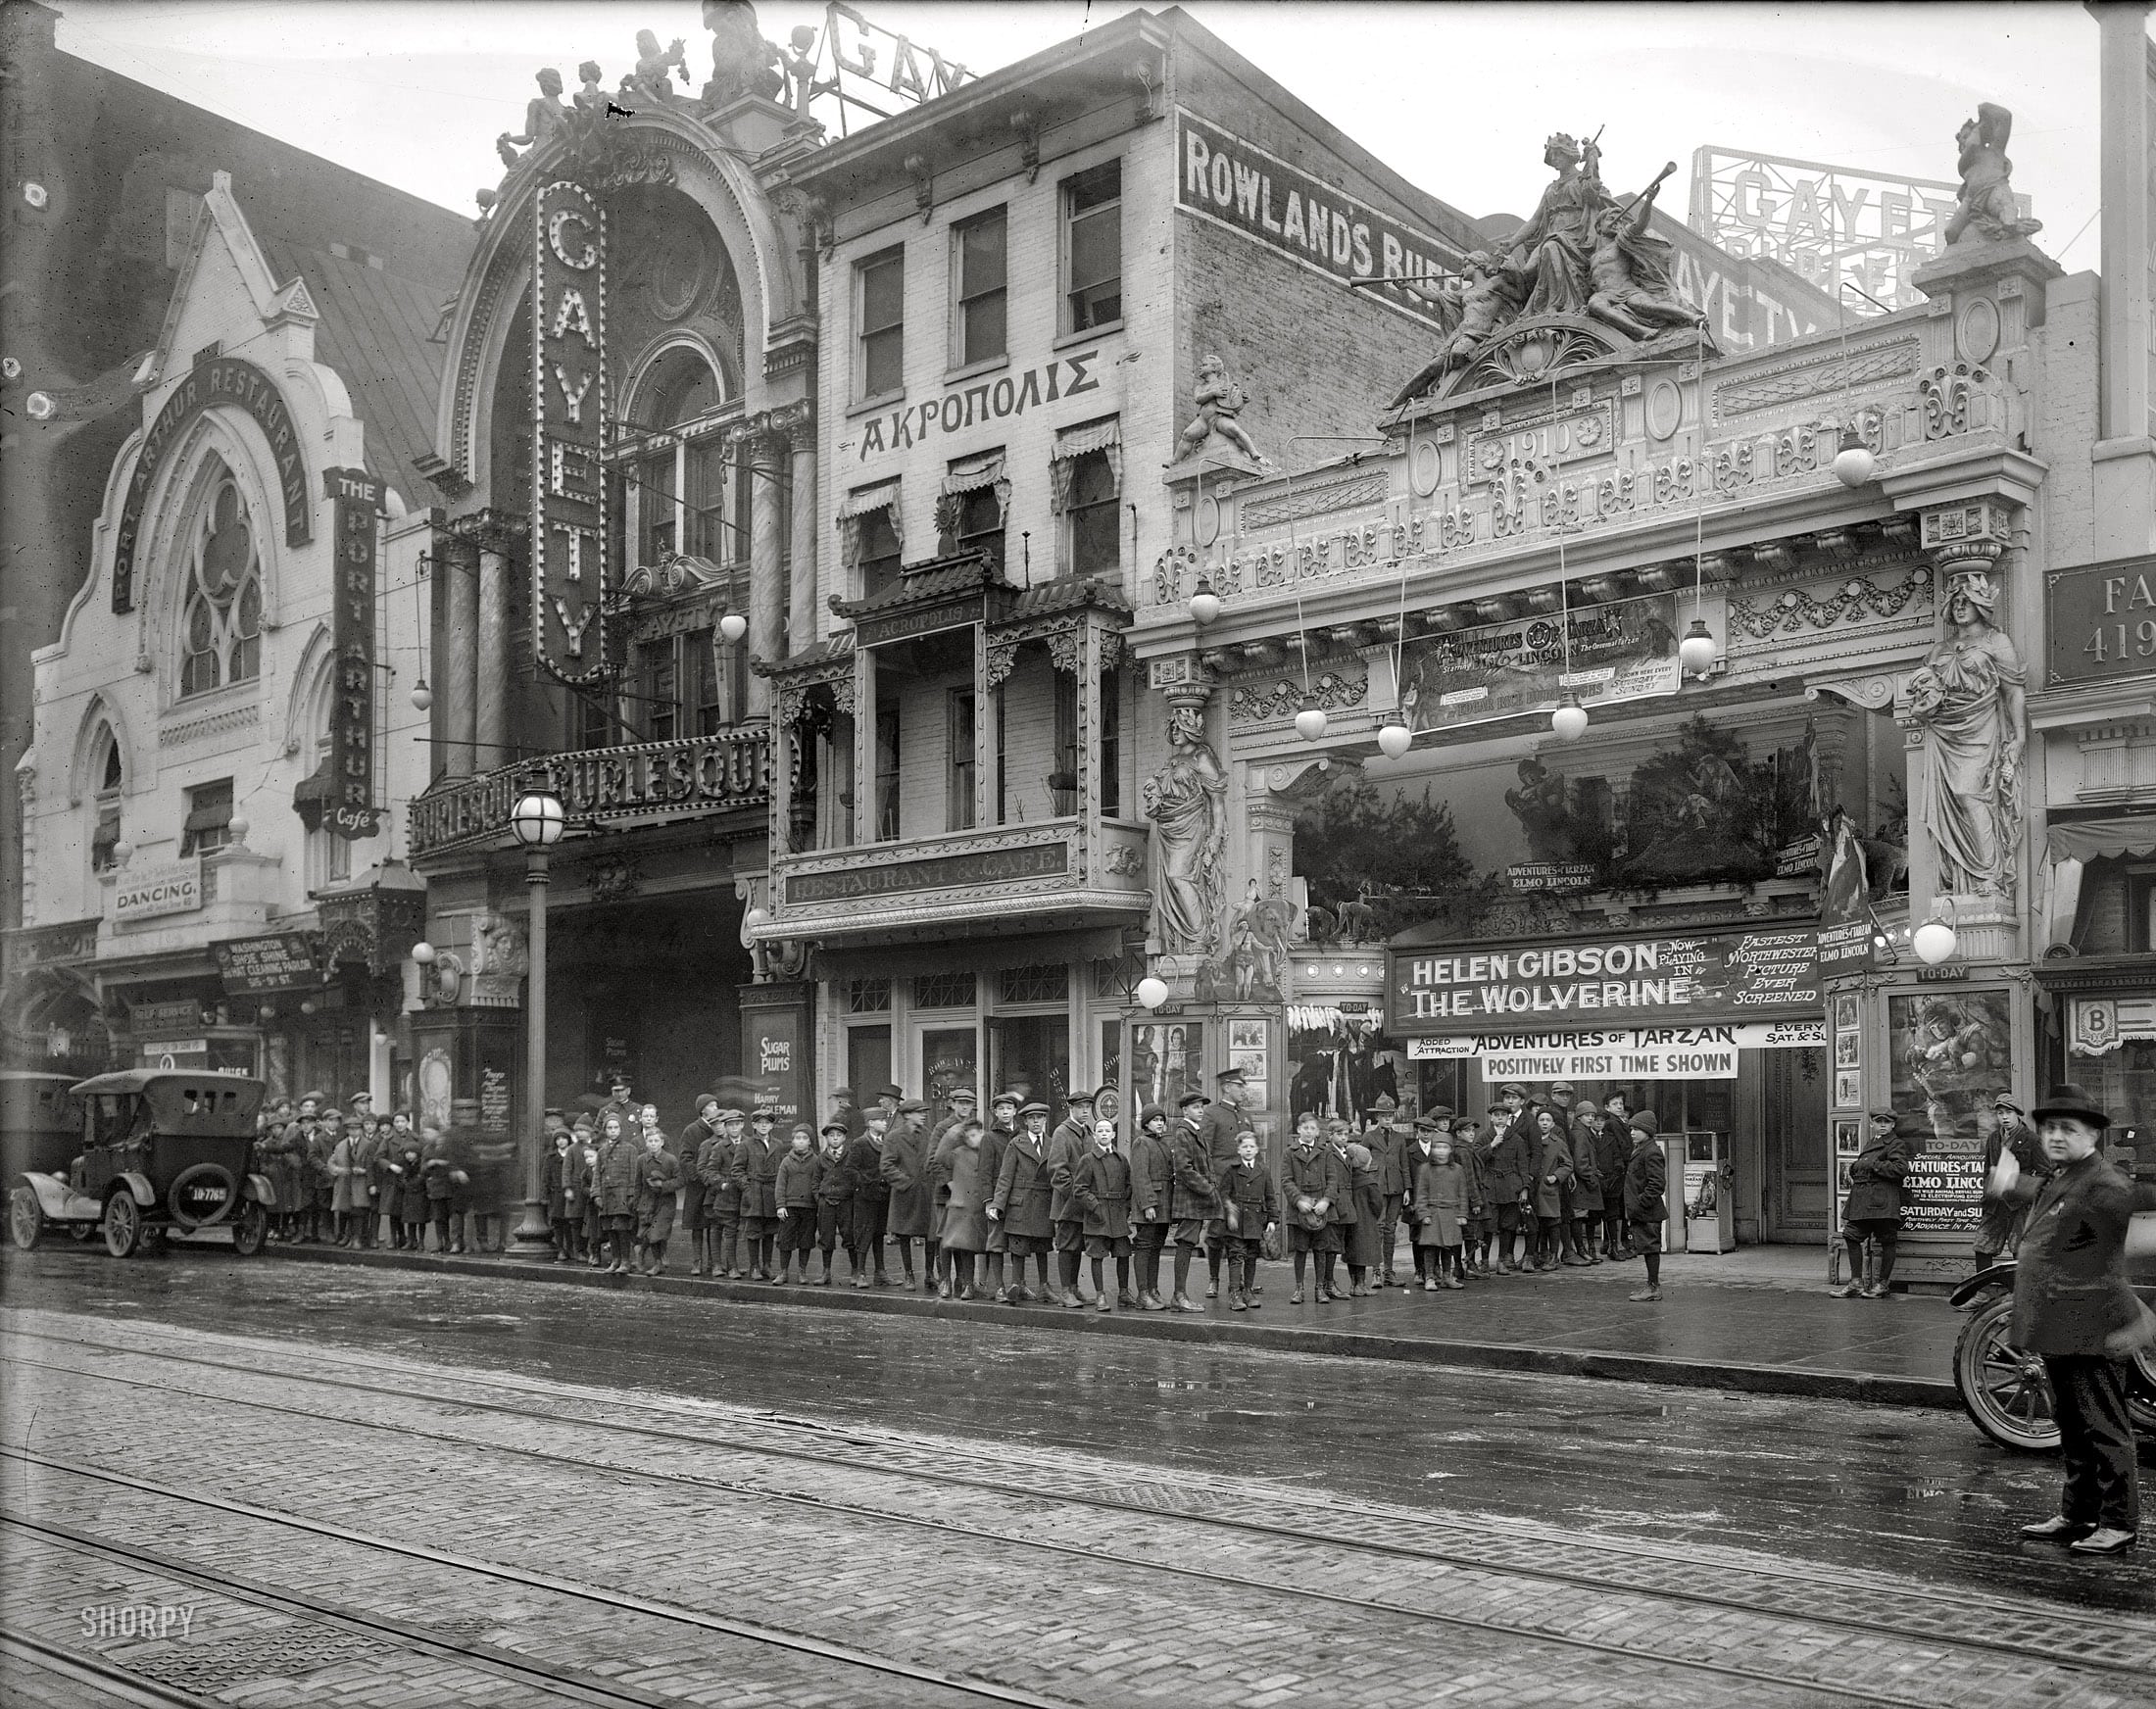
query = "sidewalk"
xmin=270 ymin=1240 xmax=1966 ymax=1410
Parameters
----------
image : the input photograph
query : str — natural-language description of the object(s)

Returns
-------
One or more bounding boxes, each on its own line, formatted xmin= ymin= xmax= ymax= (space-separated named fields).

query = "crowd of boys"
xmin=310 ymin=1069 xmax=1670 ymax=1307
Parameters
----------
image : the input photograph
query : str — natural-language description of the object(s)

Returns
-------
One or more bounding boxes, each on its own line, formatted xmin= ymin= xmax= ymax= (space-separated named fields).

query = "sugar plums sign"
xmin=533 ymin=179 xmax=610 ymax=683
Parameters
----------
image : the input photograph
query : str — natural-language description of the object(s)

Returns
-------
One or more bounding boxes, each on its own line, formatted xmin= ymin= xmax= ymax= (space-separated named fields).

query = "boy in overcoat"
xmin=1344 ymin=1140 xmax=1386 ymax=1295
xmin=698 ymin=1107 xmax=745 ymax=1278
xmin=936 ymin=1118 xmax=994 ymax=1298
xmin=881 ymin=1099 xmax=936 ymax=1292
xmin=1366 ymin=1097 xmax=1414 ymax=1289
xmin=1568 ymin=1096 xmax=1606 ymax=1263
xmin=1322 ymin=1118 xmax=1359 ymax=1300
xmin=1047 ymin=1089 xmax=1099 ymax=1306
xmin=386 ymin=1117 xmax=427 ymax=1249
xmin=1454 ymin=1116 xmax=1494 ymax=1276
xmin=1073 ymin=1117 xmax=1135 ymax=1311
xmin=989 ymin=1102 xmax=1055 ymax=1301
xmin=634 ymin=1125 xmax=682 ymax=1275
xmin=1128 ymin=1103 xmax=1175 ymax=1311
xmin=543 ymin=1126 xmax=580 ymax=1261
xmin=676 ymin=1094 xmax=722 ymax=1274
xmin=1620 ymin=1110 xmax=1668 ymax=1301
xmin=1597 ymin=1093 xmax=1635 ymax=1259
xmin=419 ymin=1117 xmax=464 ymax=1254
xmin=1490 ymin=1085 xmax=1537 ymax=1271
xmin=1215 ymin=1131 xmax=1278 ymax=1311
xmin=1835 ymin=1109 xmax=1909 ymax=1298
xmin=1529 ymin=1108 xmax=1576 ymax=1272
xmin=1411 ymin=1131 xmax=1469 ymax=1289
xmin=1280 ymin=1117 xmax=1335 ymax=1305
xmin=307 ymin=1106 xmax=341 ymax=1245
xmin=813 ymin=1117 xmax=855 ymax=1283
xmin=734 ymin=1103 xmax=785 ymax=1281
xmin=1992 ymin=1083 xmax=2155 ymax=1556
xmin=843 ymin=1113 xmax=893 ymax=1288
xmin=593 ymin=1112 xmax=640 ymax=1275
xmin=773 ymin=1123 xmax=824 ymax=1284
xmin=1167 ymin=1092 xmax=1220 ymax=1312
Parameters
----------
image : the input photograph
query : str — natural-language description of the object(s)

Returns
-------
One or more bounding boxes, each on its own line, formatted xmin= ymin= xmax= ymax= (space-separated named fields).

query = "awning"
xmin=2045 ymin=816 xmax=2156 ymax=863
xmin=837 ymin=480 xmax=901 ymax=519
xmin=1051 ymin=418 xmax=1121 ymax=461
xmin=941 ymin=453 xmax=1006 ymax=496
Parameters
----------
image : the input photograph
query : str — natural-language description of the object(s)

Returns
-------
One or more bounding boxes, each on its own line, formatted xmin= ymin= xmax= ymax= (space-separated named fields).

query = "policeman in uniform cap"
xmin=1197 ymin=1068 xmax=1254 ymax=1298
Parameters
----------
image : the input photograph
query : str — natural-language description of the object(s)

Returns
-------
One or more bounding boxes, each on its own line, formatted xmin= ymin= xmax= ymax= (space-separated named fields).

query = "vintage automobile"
xmin=1951 ymin=1217 xmax=2156 ymax=1452
xmin=3 ymin=1071 xmax=90 ymax=1247
xmin=7 ymin=1070 xmax=271 ymax=1257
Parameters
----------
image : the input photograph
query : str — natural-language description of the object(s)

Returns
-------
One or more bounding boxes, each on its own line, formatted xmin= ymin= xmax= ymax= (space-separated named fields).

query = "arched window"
xmin=627 ymin=346 xmax=729 ymax=566
xmin=89 ymin=728 xmax=122 ymax=873
xmin=178 ymin=469 xmax=263 ymax=697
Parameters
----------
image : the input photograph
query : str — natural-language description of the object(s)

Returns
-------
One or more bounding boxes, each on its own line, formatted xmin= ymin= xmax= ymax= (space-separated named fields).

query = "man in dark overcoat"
xmin=1993 ymin=1084 xmax=2153 ymax=1556
xmin=1047 ymin=1089 xmax=1098 ymax=1306
xmin=1490 ymin=1084 xmax=1537 ymax=1272
xmin=1197 ymin=1068 xmax=1253 ymax=1297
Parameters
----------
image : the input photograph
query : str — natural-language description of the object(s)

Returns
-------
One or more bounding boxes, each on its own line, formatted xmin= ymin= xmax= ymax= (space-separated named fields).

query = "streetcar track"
xmin=5 ymin=1321 xmax=2147 ymax=1680
xmin=0 ymin=1628 xmax=220 ymax=1708
xmin=0 ymin=1346 xmax=2114 ymax=1709
xmin=5 ymin=1514 xmax=709 ymax=1709
xmin=0 ymin=1447 xmax=1071 ymax=1709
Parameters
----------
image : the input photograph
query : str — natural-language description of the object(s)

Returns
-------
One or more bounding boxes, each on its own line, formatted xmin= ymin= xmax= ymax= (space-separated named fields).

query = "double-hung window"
xmin=180 ymin=778 xmax=233 ymax=857
xmin=857 ymin=247 xmax=905 ymax=401
xmin=1062 ymin=161 xmax=1122 ymax=333
xmin=953 ymin=208 xmax=1007 ymax=368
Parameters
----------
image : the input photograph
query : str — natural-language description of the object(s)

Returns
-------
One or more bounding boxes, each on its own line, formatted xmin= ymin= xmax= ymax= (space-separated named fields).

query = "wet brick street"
xmin=2 ymin=1245 xmax=2153 ymax=1707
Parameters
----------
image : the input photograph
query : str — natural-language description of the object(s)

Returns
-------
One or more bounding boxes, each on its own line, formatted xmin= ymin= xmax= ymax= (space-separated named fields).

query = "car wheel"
xmin=102 ymin=1191 xmax=141 ymax=1259
xmin=8 ymin=1186 xmax=41 ymax=1252
xmin=1952 ymin=1291 xmax=2059 ymax=1453
xmin=232 ymin=1200 xmax=268 ymax=1257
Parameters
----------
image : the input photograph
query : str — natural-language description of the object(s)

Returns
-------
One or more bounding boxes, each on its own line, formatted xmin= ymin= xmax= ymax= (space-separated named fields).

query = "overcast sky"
xmin=50 ymin=2 xmax=2127 ymax=271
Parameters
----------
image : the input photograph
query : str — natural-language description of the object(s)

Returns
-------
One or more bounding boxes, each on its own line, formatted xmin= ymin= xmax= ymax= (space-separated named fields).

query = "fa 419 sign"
xmin=2048 ymin=556 xmax=2156 ymax=687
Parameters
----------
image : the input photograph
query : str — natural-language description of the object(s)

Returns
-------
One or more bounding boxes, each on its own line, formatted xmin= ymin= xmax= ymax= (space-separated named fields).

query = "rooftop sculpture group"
xmin=1392 ymin=132 xmax=1710 ymax=407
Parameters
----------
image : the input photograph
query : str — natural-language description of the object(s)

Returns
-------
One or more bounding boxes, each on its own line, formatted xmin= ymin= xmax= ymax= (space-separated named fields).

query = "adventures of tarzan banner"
xmin=1399 ymin=590 xmax=1683 ymax=733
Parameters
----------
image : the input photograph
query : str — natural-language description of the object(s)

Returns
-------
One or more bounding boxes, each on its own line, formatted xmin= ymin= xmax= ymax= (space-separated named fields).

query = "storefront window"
xmin=990 ymin=1014 xmax=1067 ymax=1107
xmin=2059 ymin=999 xmax=2156 ymax=1137
xmin=848 ymin=1024 xmax=892 ymax=1099
xmin=918 ymin=1026 xmax=978 ymax=1104
xmin=1887 ymin=988 xmax=2011 ymax=1238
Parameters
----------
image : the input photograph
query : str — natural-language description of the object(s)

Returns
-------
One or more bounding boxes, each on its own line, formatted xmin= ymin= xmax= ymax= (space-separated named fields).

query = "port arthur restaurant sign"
xmin=1388 ymin=924 xmax=1824 ymax=1079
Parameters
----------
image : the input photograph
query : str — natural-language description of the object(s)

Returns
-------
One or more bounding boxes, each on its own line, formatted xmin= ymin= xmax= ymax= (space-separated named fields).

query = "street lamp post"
xmin=509 ymin=788 xmax=564 ymax=1255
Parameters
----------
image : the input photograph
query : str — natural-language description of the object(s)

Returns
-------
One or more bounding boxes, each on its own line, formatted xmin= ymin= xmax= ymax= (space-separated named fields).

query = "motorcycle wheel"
xmin=1953 ymin=1291 xmax=2059 ymax=1453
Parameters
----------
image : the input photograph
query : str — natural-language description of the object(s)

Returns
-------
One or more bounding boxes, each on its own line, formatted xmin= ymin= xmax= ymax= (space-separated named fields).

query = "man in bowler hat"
xmin=1991 ymin=1084 xmax=2153 ymax=1556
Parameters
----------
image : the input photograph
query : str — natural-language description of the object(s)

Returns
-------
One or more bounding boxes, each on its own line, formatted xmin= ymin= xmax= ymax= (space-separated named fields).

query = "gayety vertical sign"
xmin=533 ymin=179 xmax=610 ymax=683
xmin=325 ymin=467 xmax=384 ymax=840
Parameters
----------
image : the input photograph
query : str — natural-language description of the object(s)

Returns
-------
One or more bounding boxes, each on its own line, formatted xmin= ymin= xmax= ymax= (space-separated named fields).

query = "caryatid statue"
xmin=1945 ymin=102 xmax=2043 ymax=247
xmin=1904 ymin=569 xmax=2027 ymax=899
xmin=1141 ymin=703 xmax=1228 ymax=955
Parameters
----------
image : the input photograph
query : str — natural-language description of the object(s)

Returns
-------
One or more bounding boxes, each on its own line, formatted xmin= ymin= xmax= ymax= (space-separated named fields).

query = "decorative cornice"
xmin=158 ymin=699 xmax=263 ymax=749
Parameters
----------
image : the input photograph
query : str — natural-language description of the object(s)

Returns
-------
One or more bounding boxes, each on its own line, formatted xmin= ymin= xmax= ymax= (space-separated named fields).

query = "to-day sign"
xmin=114 ymin=858 xmax=204 ymax=924
xmin=1176 ymin=111 xmax=1464 ymax=332
xmin=1390 ymin=927 xmax=1820 ymax=1031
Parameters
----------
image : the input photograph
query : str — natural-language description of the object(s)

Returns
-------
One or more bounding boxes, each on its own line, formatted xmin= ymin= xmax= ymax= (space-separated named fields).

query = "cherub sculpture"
xmin=497 ymin=67 xmax=568 ymax=169
xmin=1944 ymin=103 xmax=2043 ymax=246
xmin=620 ymin=29 xmax=689 ymax=107
xmin=1175 ymin=353 xmax=1270 ymax=465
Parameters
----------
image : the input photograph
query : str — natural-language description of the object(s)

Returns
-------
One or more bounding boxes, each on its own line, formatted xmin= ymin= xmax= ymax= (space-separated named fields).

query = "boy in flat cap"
xmin=1048 ymin=1089 xmax=1099 ymax=1305
xmin=1992 ymin=1084 xmax=2155 ymax=1557
xmin=1128 ymin=1102 xmax=1175 ymax=1309
xmin=940 ymin=1090 xmax=1018 ymax=1300
xmin=1167 ymin=1090 xmax=1220 ymax=1311
xmin=842 ymin=1107 xmax=893 ymax=1287
xmin=881 ymin=1098 xmax=935 ymax=1291
xmin=735 ymin=1102 xmax=785 ymax=1281
xmin=1835 ymin=1109 xmax=1908 ymax=1298
xmin=699 ymin=1105 xmax=746 ymax=1278
xmin=774 ymin=1123 xmax=823 ymax=1283
xmin=1973 ymin=1093 xmax=2047 ymax=1273
xmin=814 ymin=1117 xmax=855 ymax=1282
xmin=989 ymin=1101 xmax=1056 ymax=1300
xmin=1620 ymin=1109 xmax=1668 ymax=1301
xmin=677 ymin=1093 xmax=722 ymax=1274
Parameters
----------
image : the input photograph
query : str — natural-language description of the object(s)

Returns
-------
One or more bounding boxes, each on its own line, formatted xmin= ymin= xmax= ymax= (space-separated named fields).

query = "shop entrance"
xmin=1762 ymin=1046 xmax=1830 ymax=1239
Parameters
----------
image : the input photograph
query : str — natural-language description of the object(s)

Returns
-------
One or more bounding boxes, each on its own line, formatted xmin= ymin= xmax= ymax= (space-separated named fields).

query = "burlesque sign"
xmin=325 ymin=467 xmax=384 ymax=839
xmin=533 ymin=179 xmax=610 ymax=683
xmin=1397 ymin=590 xmax=1683 ymax=733
xmin=113 ymin=357 xmax=310 ymax=612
